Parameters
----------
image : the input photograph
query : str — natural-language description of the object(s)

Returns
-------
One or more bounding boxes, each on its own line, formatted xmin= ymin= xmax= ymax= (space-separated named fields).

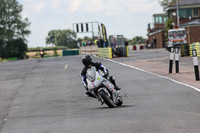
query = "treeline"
xmin=126 ymin=36 xmax=146 ymax=45
xmin=46 ymin=30 xmax=77 ymax=48
xmin=0 ymin=0 xmax=31 ymax=59
xmin=46 ymin=29 xmax=146 ymax=47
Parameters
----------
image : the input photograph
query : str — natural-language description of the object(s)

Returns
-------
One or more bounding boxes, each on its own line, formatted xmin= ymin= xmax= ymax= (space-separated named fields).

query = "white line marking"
xmin=94 ymin=55 xmax=200 ymax=92
xmin=65 ymin=64 xmax=68 ymax=70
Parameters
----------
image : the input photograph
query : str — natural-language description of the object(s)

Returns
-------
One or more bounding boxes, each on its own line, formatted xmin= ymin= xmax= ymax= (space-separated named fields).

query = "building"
xmin=147 ymin=0 xmax=200 ymax=48
xmin=147 ymin=13 xmax=168 ymax=48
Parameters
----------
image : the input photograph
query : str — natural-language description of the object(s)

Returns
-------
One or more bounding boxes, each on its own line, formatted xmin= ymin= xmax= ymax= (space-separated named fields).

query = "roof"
xmin=166 ymin=0 xmax=200 ymax=10
xmin=178 ymin=0 xmax=200 ymax=6
xmin=179 ymin=19 xmax=200 ymax=27
xmin=153 ymin=13 xmax=167 ymax=17
xmin=168 ymin=28 xmax=185 ymax=32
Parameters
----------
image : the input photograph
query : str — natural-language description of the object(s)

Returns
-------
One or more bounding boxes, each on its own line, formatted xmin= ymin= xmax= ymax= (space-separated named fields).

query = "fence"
xmin=80 ymin=45 xmax=98 ymax=55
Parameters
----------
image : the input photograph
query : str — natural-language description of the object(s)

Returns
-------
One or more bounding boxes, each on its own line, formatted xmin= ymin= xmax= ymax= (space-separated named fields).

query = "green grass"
xmin=0 ymin=57 xmax=18 ymax=62
xmin=43 ymin=55 xmax=61 ymax=58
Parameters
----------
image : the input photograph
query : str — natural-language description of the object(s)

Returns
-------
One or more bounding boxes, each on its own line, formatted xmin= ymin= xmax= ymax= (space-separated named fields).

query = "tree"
xmin=165 ymin=18 xmax=173 ymax=40
xmin=46 ymin=29 xmax=78 ymax=48
xmin=158 ymin=0 xmax=168 ymax=7
xmin=129 ymin=36 xmax=146 ymax=45
xmin=7 ymin=38 xmax=28 ymax=59
xmin=0 ymin=0 xmax=31 ymax=59
xmin=158 ymin=0 xmax=177 ymax=7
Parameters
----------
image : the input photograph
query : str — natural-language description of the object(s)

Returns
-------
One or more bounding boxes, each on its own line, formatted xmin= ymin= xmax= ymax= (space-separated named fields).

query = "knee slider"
xmin=111 ymin=76 xmax=115 ymax=81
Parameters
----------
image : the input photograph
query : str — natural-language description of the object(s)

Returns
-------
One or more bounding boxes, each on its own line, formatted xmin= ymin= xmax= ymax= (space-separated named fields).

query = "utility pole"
xmin=176 ymin=0 xmax=180 ymax=27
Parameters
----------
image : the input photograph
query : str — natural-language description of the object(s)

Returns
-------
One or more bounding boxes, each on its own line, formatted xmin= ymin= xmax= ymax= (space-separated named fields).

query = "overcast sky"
xmin=18 ymin=0 xmax=164 ymax=48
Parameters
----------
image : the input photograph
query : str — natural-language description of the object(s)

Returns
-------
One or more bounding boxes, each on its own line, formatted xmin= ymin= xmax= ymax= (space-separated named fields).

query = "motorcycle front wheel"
xmin=98 ymin=90 xmax=115 ymax=108
xmin=116 ymin=96 xmax=123 ymax=106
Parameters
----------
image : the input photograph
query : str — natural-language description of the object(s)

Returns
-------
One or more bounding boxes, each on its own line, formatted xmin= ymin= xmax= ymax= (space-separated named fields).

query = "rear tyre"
xmin=99 ymin=90 xmax=115 ymax=108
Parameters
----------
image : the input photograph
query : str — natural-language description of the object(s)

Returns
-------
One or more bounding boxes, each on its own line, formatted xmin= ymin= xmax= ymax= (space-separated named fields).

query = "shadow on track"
xmin=97 ymin=104 xmax=135 ymax=109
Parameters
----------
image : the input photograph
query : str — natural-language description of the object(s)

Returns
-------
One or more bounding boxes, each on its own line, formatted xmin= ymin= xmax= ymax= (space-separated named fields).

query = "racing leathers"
xmin=81 ymin=62 xmax=120 ymax=92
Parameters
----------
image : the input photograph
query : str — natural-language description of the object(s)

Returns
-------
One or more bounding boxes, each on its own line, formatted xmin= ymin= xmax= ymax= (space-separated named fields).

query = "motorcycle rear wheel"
xmin=99 ymin=90 xmax=115 ymax=108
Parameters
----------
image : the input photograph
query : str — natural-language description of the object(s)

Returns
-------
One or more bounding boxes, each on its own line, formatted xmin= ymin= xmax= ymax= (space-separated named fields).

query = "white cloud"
xmin=33 ymin=2 xmax=45 ymax=12
xmin=22 ymin=0 xmax=33 ymax=2
xmin=65 ymin=0 xmax=163 ymax=17
xmin=123 ymin=0 xmax=163 ymax=14
xmin=21 ymin=0 xmax=45 ymax=13
xmin=105 ymin=11 xmax=115 ymax=17
xmin=116 ymin=19 xmax=132 ymax=24
xmin=81 ymin=0 xmax=103 ymax=12
xmin=51 ymin=0 xmax=62 ymax=9
xmin=68 ymin=0 xmax=83 ymax=13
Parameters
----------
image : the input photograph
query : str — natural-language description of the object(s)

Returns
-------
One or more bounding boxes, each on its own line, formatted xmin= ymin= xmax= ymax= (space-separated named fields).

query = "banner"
xmin=101 ymin=23 xmax=108 ymax=44
xmin=98 ymin=25 xmax=102 ymax=38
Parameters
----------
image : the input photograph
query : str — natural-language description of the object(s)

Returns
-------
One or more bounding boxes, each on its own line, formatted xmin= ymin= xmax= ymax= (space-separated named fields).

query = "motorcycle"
xmin=86 ymin=67 xmax=123 ymax=108
xmin=40 ymin=50 xmax=44 ymax=58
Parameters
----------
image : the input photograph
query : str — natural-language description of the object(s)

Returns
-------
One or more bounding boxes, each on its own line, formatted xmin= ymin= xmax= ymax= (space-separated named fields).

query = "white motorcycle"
xmin=86 ymin=67 xmax=123 ymax=108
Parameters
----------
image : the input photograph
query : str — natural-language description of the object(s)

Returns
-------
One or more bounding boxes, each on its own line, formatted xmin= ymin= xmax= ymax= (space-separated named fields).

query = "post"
xmin=175 ymin=47 xmax=179 ymax=73
xmin=90 ymin=45 xmax=92 ymax=55
xmin=176 ymin=0 xmax=180 ymax=27
xmin=169 ymin=48 xmax=174 ymax=73
xmin=84 ymin=45 xmax=86 ymax=55
xmin=192 ymin=49 xmax=199 ymax=81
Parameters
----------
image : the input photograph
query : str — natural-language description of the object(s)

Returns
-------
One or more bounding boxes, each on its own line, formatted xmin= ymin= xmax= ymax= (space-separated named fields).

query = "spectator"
xmin=103 ymin=42 xmax=106 ymax=48
xmin=97 ymin=38 xmax=100 ymax=47
xmin=85 ymin=40 xmax=88 ymax=46
xmin=82 ymin=41 xmax=86 ymax=46
xmin=153 ymin=37 xmax=157 ymax=48
xmin=146 ymin=40 xmax=149 ymax=49
xmin=95 ymin=39 xmax=97 ymax=45
xmin=88 ymin=41 xmax=92 ymax=45
xmin=99 ymin=38 xmax=104 ymax=48
xmin=151 ymin=39 xmax=154 ymax=49
xmin=125 ymin=40 xmax=128 ymax=47
xmin=112 ymin=37 xmax=117 ymax=48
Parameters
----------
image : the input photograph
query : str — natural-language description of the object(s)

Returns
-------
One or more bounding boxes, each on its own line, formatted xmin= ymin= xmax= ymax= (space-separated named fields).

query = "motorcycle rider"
xmin=81 ymin=55 xmax=121 ymax=97
xmin=40 ymin=49 xmax=44 ymax=58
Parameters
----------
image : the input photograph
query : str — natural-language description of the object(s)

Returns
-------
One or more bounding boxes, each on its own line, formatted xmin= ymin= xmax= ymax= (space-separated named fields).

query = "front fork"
xmin=97 ymin=88 xmax=111 ymax=104
xmin=97 ymin=87 xmax=119 ymax=104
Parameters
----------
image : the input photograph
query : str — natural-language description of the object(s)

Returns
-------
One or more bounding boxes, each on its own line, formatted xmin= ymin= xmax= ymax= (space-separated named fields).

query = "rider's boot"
xmin=113 ymin=82 xmax=121 ymax=90
xmin=110 ymin=76 xmax=121 ymax=90
xmin=115 ymin=85 xmax=121 ymax=90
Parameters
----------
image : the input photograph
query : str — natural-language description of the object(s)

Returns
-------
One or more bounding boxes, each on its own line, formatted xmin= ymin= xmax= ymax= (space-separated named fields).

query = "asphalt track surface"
xmin=0 ymin=55 xmax=200 ymax=133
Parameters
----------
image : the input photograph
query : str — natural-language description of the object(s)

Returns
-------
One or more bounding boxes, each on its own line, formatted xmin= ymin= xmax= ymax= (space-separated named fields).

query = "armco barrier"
xmin=130 ymin=44 xmax=145 ymax=51
xmin=189 ymin=42 xmax=200 ymax=57
xmin=98 ymin=47 xmax=112 ymax=58
xmin=62 ymin=50 xmax=79 ymax=56
xmin=128 ymin=45 xmax=133 ymax=51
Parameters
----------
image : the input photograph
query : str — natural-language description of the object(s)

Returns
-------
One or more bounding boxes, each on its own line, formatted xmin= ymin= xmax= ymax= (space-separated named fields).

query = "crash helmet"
xmin=82 ymin=55 xmax=92 ymax=67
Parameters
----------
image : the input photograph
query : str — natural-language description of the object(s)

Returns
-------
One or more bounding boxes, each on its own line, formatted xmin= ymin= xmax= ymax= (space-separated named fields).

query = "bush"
xmin=28 ymin=46 xmax=69 ymax=52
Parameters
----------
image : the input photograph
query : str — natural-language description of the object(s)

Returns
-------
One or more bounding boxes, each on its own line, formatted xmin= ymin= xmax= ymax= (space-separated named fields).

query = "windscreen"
xmin=168 ymin=30 xmax=186 ymax=39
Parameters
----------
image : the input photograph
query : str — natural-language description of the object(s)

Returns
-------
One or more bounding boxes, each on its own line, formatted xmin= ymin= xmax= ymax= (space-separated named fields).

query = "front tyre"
xmin=99 ymin=90 xmax=115 ymax=108
xmin=116 ymin=96 xmax=123 ymax=106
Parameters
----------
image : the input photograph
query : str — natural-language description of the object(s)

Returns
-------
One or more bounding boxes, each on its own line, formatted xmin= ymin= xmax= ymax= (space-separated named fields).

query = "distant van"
xmin=168 ymin=28 xmax=187 ymax=46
